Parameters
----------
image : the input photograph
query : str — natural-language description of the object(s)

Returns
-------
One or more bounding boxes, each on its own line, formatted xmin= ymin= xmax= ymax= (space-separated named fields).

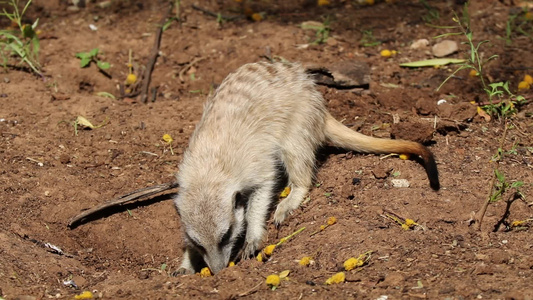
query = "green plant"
xmin=482 ymin=82 xmax=525 ymax=119
xmin=501 ymin=10 xmax=533 ymax=45
xmin=435 ymin=2 xmax=525 ymax=119
xmin=359 ymin=29 xmax=381 ymax=47
xmin=75 ymin=48 xmax=110 ymax=71
xmin=301 ymin=16 xmax=331 ymax=45
xmin=489 ymin=169 xmax=524 ymax=203
xmin=0 ymin=0 xmax=41 ymax=74
xmin=420 ymin=0 xmax=440 ymax=23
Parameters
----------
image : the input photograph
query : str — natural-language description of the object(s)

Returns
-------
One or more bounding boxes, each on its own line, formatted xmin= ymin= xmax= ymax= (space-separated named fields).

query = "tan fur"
xmin=174 ymin=61 xmax=439 ymax=274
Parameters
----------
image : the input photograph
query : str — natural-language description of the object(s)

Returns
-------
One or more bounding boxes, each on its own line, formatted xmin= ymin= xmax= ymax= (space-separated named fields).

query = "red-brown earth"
xmin=1 ymin=0 xmax=532 ymax=299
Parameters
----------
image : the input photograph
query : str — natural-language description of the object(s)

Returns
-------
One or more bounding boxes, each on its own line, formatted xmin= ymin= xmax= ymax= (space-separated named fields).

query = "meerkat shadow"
xmin=68 ymin=193 xmax=176 ymax=229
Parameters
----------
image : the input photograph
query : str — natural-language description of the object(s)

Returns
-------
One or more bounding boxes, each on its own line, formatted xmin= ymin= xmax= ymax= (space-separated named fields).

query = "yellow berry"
xmin=327 ymin=216 xmax=337 ymax=225
xmin=228 ymin=261 xmax=235 ymax=267
xmin=162 ymin=133 xmax=173 ymax=144
xmin=200 ymin=267 xmax=212 ymax=277
xmin=251 ymin=13 xmax=263 ymax=22
xmin=518 ymin=81 xmax=530 ymax=91
xmin=74 ymin=291 xmax=94 ymax=300
xmin=280 ymin=186 xmax=291 ymax=198
xmin=524 ymin=74 xmax=533 ymax=85
xmin=380 ymin=49 xmax=392 ymax=57
xmin=343 ymin=257 xmax=361 ymax=271
xmin=325 ymin=272 xmax=346 ymax=284
xmin=399 ymin=154 xmax=410 ymax=160
xmin=511 ymin=220 xmax=525 ymax=227
xmin=405 ymin=219 xmax=416 ymax=226
xmin=299 ymin=256 xmax=312 ymax=266
xmin=263 ymin=244 xmax=276 ymax=256
xmin=265 ymin=274 xmax=281 ymax=287
xmin=257 ymin=253 xmax=263 ymax=262
xmin=317 ymin=0 xmax=330 ymax=6
xmin=126 ymin=73 xmax=137 ymax=85
xmin=469 ymin=69 xmax=478 ymax=77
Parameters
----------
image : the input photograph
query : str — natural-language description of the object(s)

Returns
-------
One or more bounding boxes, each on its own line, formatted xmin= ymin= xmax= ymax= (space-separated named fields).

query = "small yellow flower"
xmin=228 ymin=261 xmax=235 ymax=267
xmin=299 ymin=256 xmax=312 ymax=266
xmin=74 ymin=291 xmax=94 ymax=299
xmin=320 ymin=224 xmax=326 ymax=230
xmin=344 ymin=257 xmax=363 ymax=271
xmin=317 ymin=0 xmax=330 ymax=5
xmin=399 ymin=154 xmax=410 ymax=160
xmin=257 ymin=253 xmax=263 ymax=262
xmin=280 ymin=186 xmax=291 ymax=198
xmin=518 ymin=81 xmax=530 ymax=91
xmin=524 ymin=74 xmax=533 ymax=85
xmin=469 ymin=69 xmax=478 ymax=77
xmin=405 ymin=219 xmax=416 ymax=226
xmin=251 ymin=13 xmax=263 ymax=22
xmin=200 ymin=267 xmax=212 ymax=277
xmin=162 ymin=134 xmax=173 ymax=144
xmin=126 ymin=73 xmax=137 ymax=85
xmin=325 ymin=272 xmax=346 ymax=284
xmin=265 ymin=274 xmax=281 ymax=287
xmin=264 ymin=244 xmax=276 ymax=256
xmin=380 ymin=49 xmax=392 ymax=57
xmin=511 ymin=220 xmax=525 ymax=227
xmin=327 ymin=216 xmax=337 ymax=225
xmin=401 ymin=223 xmax=410 ymax=230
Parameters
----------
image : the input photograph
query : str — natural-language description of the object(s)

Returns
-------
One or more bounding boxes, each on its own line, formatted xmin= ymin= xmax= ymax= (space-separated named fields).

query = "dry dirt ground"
xmin=1 ymin=0 xmax=533 ymax=299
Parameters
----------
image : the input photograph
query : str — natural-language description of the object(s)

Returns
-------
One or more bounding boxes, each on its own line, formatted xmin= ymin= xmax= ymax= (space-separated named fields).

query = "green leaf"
xmin=96 ymin=60 xmax=110 ymax=70
xmin=75 ymin=52 xmax=91 ymax=59
xmin=95 ymin=91 xmax=116 ymax=99
xmin=79 ymin=57 xmax=91 ymax=68
xmin=511 ymin=181 xmax=524 ymax=188
xmin=494 ymin=169 xmax=505 ymax=183
xmin=400 ymin=58 xmax=466 ymax=68
xmin=89 ymin=48 xmax=99 ymax=57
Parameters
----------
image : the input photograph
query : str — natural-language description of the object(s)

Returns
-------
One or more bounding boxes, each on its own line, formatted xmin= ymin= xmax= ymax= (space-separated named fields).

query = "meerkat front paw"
xmin=171 ymin=267 xmax=194 ymax=276
xmin=273 ymin=202 xmax=290 ymax=226
xmin=241 ymin=240 xmax=260 ymax=260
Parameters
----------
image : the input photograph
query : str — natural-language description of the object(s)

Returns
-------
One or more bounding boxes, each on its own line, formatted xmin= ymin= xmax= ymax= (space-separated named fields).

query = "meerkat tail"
xmin=324 ymin=113 xmax=440 ymax=190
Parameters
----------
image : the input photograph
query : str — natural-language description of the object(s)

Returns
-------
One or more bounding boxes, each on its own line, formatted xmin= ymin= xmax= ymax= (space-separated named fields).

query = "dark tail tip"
xmin=424 ymin=152 xmax=440 ymax=190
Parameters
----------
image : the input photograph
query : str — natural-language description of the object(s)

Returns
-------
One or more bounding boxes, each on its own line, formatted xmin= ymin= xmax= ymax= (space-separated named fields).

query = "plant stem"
xmin=475 ymin=122 xmax=509 ymax=231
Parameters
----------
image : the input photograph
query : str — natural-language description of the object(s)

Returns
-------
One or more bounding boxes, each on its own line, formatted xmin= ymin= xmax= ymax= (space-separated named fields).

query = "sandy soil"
xmin=1 ymin=0 xmax=532 ymax=299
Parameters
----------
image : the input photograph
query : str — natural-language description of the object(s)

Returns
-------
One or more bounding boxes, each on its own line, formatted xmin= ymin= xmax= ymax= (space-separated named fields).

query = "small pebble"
xmin=432 ymin=40 xmax=458 ymax=57
xmin=391 ymin=179 xmax=410 ymax=188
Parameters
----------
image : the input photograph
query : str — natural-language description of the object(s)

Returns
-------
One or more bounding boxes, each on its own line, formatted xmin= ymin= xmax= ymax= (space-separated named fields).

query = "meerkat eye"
xmin=219 ymin=226 xmax=233 ymax=248
xmin=186 ymin=233 xmax=206 ymax=253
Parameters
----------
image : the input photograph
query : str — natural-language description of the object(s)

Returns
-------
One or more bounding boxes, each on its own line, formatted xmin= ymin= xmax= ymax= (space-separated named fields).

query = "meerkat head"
xmin=174 ymin=183 xmax=248 ymax=274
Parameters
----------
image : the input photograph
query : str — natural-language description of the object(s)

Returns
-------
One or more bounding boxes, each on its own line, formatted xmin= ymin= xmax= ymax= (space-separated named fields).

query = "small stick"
xmin=178 ymin=56 xmax=206 ymax=83
xmin=68 ymin=181 xmax=179 ymax=228
xmin=140 ymin=2 xmax=173 ymax=104
xmin=191 ymin=4 xmax=243 ymax=21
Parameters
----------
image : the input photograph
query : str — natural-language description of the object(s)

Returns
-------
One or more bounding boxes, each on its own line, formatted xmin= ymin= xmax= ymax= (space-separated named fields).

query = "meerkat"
xmin=173 ymin=61 xmax=439 ymax=275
